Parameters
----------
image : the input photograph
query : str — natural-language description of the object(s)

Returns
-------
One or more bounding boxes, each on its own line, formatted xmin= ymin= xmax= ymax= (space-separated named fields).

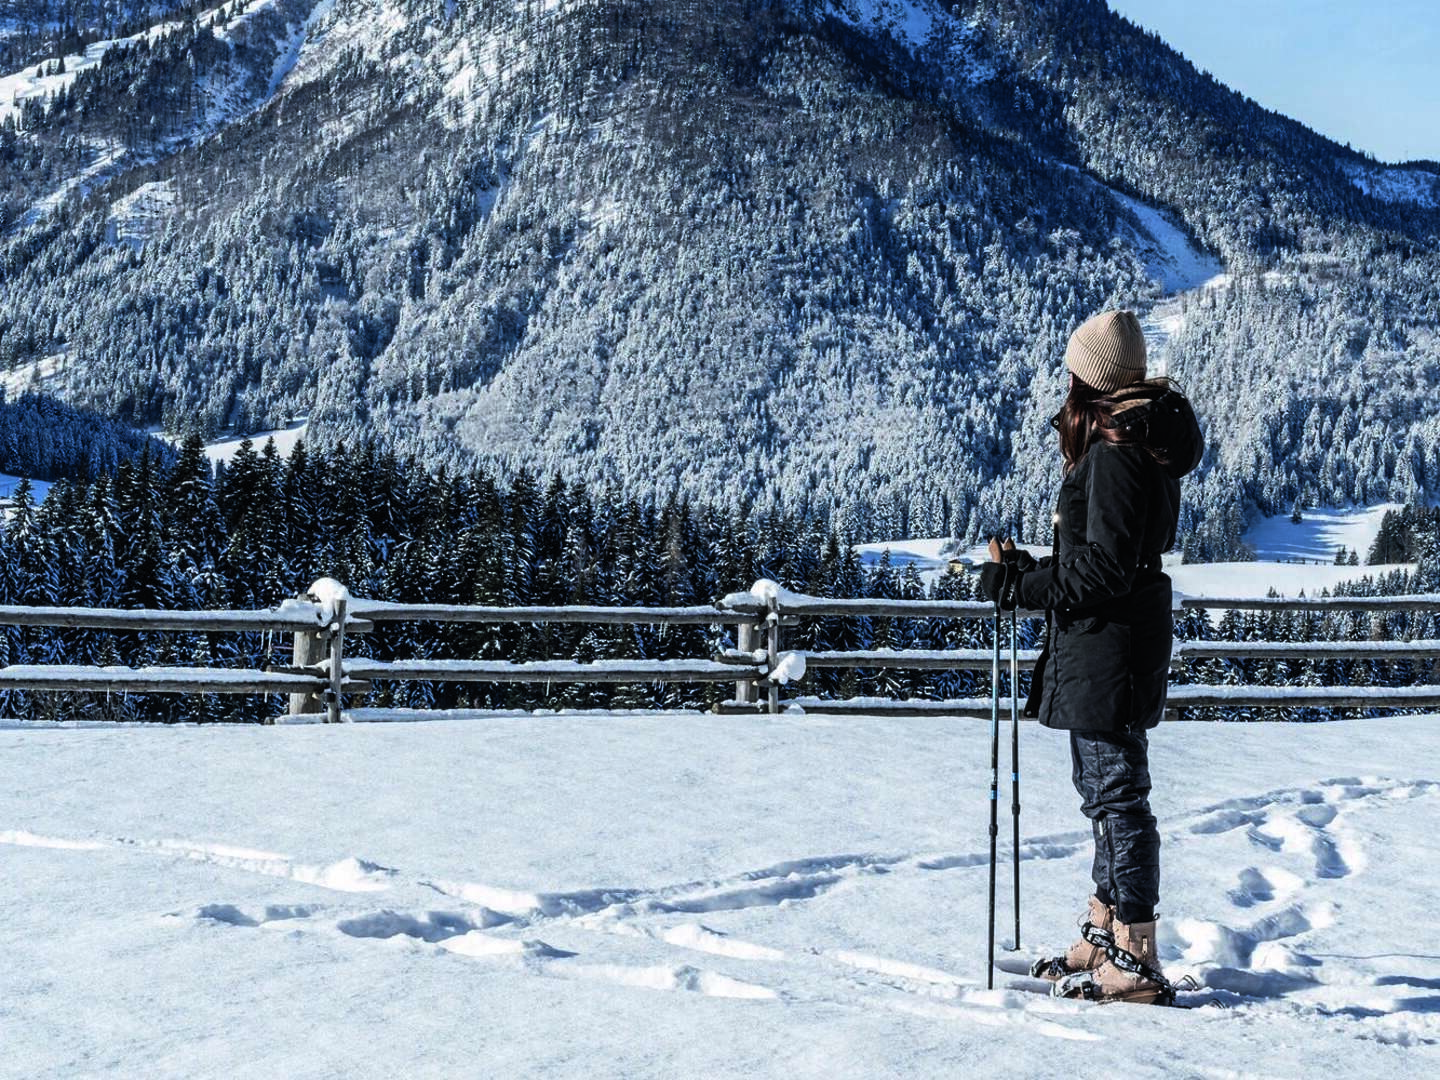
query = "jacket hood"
xmin=1104 ymin=380 xmax=1205 ymax=480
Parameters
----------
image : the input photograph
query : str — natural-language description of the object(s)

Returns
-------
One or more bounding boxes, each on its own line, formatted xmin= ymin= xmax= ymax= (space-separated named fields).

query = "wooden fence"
xmin=0 ymin=582 xmax=1437 ymax=722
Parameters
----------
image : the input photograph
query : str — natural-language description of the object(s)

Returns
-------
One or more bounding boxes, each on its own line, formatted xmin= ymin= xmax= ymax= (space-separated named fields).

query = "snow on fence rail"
xmin=0 ymin=603 xmax=370 ymax=634
xmin=348 ymin=601 xmax=750 ymax=625
xmin=0 ymin=666 xmax=350 ymax=695
xmin=798 ymin=641 xmax=1440 ymax=669
xmin=344 ymin=659 xmax=750 ymax=684
xmin=0 ymin=579 xmax=1437 ymax=723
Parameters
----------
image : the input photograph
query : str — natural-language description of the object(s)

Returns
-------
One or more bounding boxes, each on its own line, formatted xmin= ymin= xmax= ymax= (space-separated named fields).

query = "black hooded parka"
xmin=1017 ymin=439 xmax=1182 ymax=733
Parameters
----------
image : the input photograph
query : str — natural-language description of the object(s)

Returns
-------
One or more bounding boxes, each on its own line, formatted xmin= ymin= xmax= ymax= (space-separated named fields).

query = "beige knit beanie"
xmin=1065 ymin=310 xmax=1147 ymax=392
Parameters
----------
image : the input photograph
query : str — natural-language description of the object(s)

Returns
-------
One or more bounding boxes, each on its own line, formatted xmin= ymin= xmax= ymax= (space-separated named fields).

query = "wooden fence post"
xmin=766 ymin=596 xmax=780 ymax=715
xmin=288 ymin=593 xmax=326 ymax=720
xmin=326 ymin=595 xmax=348 ymax=724
xmin=736 ymin=620 xmax=759 ymax=706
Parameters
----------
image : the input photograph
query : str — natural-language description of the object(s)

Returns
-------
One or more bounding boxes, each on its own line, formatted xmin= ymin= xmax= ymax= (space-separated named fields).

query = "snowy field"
xmin=854 ymin=536 xmax=958 ymax=574
xmin=860 ymin=505 xmax=1414 ymax=599
xmin=0 ymin=472 xmax=52 ymax=502
xmin=1169 ymin=559 xmax=1413 ymax=603
xmin=1245 ymin=504 xmax=1401 ymax=563
xmin=3 ymin=714 xmax=1439 ymax=1077
xmin=200 ymin=419 xmax=310 ymax=465
xmin=0 ymin=351 xmax=67 ymax=397
xmin=1174 ymin=505 xmax=1412 ymax=600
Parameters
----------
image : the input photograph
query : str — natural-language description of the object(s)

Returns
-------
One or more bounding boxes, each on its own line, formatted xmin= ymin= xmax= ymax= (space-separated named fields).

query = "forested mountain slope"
xmin=2 ymin=0 xmax=1438 ymax=556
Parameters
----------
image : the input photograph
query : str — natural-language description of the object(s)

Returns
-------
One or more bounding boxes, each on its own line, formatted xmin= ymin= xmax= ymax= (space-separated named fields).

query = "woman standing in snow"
xmin=980 ymin=310 xmax=1202 ymax=1005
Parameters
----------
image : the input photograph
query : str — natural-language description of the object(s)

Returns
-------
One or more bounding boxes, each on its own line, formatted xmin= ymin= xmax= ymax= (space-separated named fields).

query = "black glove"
xmin=1002 ymin=547 xmax=1038 ymax=573
xmin=980 ymin=561 xmax=1022 ymax=610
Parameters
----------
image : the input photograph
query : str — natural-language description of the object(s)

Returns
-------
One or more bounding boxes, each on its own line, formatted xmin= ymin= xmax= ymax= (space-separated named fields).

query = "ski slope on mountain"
xmin=4 ymin=714 xmax=1439 ymax=1077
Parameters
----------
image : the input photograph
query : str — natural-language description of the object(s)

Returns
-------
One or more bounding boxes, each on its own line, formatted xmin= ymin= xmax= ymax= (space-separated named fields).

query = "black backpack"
xmin=1104 ymin=380 xmax=1205 ymax=479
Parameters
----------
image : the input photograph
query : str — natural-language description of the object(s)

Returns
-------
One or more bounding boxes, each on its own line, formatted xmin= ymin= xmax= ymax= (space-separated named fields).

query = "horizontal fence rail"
xmin=1173 ymin=640 xmax=1440 ymax=660
xmin=1173 ymin=594 xmax=1440 ymax=613
xmin=719 ymin=597 xmax=1028 ymax=619
xmin=0 ymin=580 xmax=1437 ymax=723
xmin=803 ymin=649 xmax=1043 ymax=671
xmin=350 ymin=602 xmax=750 ymax=626
xmin=0 ymin=666 xmax=368 ymax=696
xmin=0 ymin=603 xmax=372 ymax=634
xmin=1165 ymin=685 xmax=1440 ymax=709
xmin=719 ymin=594 xmax=1440 ymax=616
xmin=345 ymin=659 xmax=752 ymax=684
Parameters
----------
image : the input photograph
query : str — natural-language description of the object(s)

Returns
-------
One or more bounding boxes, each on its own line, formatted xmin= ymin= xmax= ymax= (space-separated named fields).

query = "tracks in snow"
xmin=1162 ymin=776 xmax=1440 ymax=1036
xmin=7 ymin=775 xmax=1439 ymax=1038
xmin=0 ymin=830 xmax=399 ymax=892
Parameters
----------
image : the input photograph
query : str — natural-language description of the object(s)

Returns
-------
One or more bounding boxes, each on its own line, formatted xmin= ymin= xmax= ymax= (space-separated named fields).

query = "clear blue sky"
xmin=1106 ymin=0 xmax=1440 ymax=163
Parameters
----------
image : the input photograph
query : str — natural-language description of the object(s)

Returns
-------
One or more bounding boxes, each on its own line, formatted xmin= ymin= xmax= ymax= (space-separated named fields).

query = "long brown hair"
xmin=1053 ymin=376 xmax=1175 ymax=472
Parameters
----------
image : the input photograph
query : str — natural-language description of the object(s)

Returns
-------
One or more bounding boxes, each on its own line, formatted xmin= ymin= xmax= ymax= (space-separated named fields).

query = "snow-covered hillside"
xmin=1340 ymin=160 xmax=1440 ymax=209
xmin=1112 ymin=189 xmax=1225 ymax=298
xmin=0 ymin=0 xmax=320 ymax=130
xmin=5 ymin=714 xmax=1439 ymax=1076
xmin=1245 ymin=504 xmax=1401 ymax=562
xmin=0 ymin=0 xmax=326 ymax=226
xmin=8 ymin=0 xmax=1440 ymax=552
xmin=1174 ymin=504 xmax=1415 ymax=599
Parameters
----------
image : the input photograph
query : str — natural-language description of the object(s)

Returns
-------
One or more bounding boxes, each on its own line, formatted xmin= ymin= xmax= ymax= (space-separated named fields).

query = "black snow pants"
xmin=1070 ymin=728 xmax=1160 ymax=925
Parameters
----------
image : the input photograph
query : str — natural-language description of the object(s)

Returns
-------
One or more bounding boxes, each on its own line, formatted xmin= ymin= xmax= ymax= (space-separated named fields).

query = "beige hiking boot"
xmin=1087 ymin=918 xmax=1169 ymax=1005
xmin=1034 ymin=895 xmax=1113 ymax=981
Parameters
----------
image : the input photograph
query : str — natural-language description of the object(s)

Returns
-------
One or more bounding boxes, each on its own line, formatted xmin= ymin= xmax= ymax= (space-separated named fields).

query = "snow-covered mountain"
xmin=2 ymin=1 xmax=1439 ymax=554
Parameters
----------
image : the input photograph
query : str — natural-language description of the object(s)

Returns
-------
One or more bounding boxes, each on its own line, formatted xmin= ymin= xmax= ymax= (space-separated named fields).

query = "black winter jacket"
xmin=1017 ymin=441 xmax=1181 ymax=732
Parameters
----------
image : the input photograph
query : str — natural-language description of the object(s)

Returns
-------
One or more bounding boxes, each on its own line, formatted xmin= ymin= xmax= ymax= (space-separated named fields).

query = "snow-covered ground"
xmin=825 ymin=0 xmax=996 ymax=83
xmin=1113 ymin=190 xmax=1225 ymax=298
xmin=200 ymin=419 xmax=309 ymax=465
xmin=0 ymin=38 xmax=118 ymax=130
xmin=1169 ymin=560 xmax=1413 ymax=602
xmin=0 ymin=351 xmax=66 ymax=396
xmin=4 ymin=714 xmax=1439 ymax=1077
xmin=0 ymin=472 xmax=53 ymax=503
xmin=854 ymin=536 xmax=957 ymax=574
xmin=1139 ymin=272 xmax=1227 ymax=374
xmin=108 ymin=180 xmax=178 ymax=250
xmin=1175 ymin=506 xmax=1411 ymax=601
xmin=827 ymin=1 xmax=938 ymax=51
xmin=1246 ymin=504 xmax=1401 ymax=564
xmin=1173 ymin=504 xmax=1413 ymax=600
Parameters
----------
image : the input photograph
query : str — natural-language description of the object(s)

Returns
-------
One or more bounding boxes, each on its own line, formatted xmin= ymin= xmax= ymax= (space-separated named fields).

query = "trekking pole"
xmin=1011 ymin=600 xmax=1021 ymax=951
xmin=999 ymin=537 xmax=1022 ymax=952
xmin=986 ymin=540 xmax=1002 ymax=989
